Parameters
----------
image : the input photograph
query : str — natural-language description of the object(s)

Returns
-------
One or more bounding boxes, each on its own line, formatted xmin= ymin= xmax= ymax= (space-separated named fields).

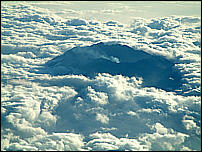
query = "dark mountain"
xmin=45 ymin=42 xmax=182 ymax=92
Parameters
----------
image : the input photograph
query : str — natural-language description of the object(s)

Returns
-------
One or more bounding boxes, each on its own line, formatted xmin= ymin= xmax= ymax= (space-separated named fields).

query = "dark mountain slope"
xmin=45 ymin=42 xmax=182 ymax=92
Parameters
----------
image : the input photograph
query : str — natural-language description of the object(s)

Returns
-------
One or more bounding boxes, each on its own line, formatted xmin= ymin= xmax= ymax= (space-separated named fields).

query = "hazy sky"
xmin=2 ymin=1 xmax=201 ymax=24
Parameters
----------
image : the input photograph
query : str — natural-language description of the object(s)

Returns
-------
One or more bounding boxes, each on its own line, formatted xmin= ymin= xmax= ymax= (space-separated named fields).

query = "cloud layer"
xmin=1 ymin=2 xmax=201 ymax=151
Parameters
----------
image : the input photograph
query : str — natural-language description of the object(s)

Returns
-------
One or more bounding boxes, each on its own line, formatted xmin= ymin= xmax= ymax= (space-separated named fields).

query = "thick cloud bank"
xmin=1 ymin=2 xmax=201 ymax=151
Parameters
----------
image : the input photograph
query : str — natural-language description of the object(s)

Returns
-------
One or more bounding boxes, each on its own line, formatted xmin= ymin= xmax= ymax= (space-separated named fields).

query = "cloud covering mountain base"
xmin=1 ymin=2 xmax=201 ymax=151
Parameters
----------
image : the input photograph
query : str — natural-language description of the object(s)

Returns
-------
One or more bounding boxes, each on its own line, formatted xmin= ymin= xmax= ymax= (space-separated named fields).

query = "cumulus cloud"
xmin=182 ymin=115 xmax=201 ymax=135
xmin=87 ymin=132 xmax=149 ymax=151
xmin=139 ymin=123 xmax=189 ymax=151
xmin=86 ymin=86 xmax=108 ymax=105
xmin=29 ymin=133 xmax=85 ymax=151
xmin=1 ymin=2 xmax=201 ymax=151
xmin=95 ymin=113 xmax=109 ymax=124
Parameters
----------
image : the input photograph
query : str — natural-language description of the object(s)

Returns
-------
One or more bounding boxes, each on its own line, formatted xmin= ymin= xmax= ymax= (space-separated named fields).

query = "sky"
xmin=2 ymin=1 xmax=201 ymax=24
xmin=1 ymin=1 xmax=201 ymax=151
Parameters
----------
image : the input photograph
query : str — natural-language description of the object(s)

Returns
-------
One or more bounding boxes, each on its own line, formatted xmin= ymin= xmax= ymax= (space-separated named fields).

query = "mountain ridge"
xmin=45 ymin=42 xmax=182 ymax=92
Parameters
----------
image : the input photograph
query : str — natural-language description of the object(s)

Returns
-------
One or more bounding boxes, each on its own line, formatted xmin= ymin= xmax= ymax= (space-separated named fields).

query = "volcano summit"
xmin=45 ymin=42 xmax=182 ymax=92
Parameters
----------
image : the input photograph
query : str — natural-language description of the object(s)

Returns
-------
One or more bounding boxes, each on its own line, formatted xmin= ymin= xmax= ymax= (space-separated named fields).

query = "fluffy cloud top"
xmin=1 ymin=2 xmax=201 ymax=151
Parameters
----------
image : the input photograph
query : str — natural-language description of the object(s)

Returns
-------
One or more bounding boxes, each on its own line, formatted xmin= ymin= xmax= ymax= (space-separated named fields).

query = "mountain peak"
xmin=45 ymin=42 xmax=182 ymax=92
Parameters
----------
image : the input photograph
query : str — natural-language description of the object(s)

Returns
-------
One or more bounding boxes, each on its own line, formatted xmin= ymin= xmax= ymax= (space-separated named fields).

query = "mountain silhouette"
xmin=45 ymin=42 xmax=182 ymax=92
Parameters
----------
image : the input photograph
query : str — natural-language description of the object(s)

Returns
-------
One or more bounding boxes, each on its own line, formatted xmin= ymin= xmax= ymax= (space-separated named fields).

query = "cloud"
xmin=95 ymin=113 xmax=109 ymax=124
xmin=6 ymin=143 xmax=38 ymax=151
xmin=29 ymin=133 xmax=85 ymax=151
xmin=182 ymin=115 xmax=201 ymax=135
xmin=5 ymin=132 xmax=85 ymax=151
xmin=101 ymin=9 xmax=122 ymax=14
xmin=1 ymin=2 xmax=201 ymax=151
xmin=139 ymin=123 xmax=189 ymax=151
xmin=87 ymin=132 xmax=149 ymax=151
xmin=65 ymin=19 xmax=87 ymax=26
xmin=87 ymin=86 xmax=108 ymax=105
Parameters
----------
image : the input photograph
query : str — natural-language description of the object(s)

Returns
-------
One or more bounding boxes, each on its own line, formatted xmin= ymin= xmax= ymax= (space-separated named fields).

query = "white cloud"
xmin=182 ymin=115 xmax=201 ymax=135
xmin=37 ymin=111 xmax=57 ymax=128
xmin=139 ymin=124 xmax=189 ymax=151
xmin=6 ymin=143 xmax=38 ymax=151
xmin=101 ymin=9 xmax=122 ymax=14
xmin=87 ymin=86 xmax=108 ymax=105
xmin=1 ymin=2 xmax=201 ymax=151
xmin=30 ymin=133 xmax=85 ymax=151
xmin=151 ymin=123 xmax=169 ymax=134
xmin=87 ymin=132 xmax=149 ymax=151
xmin=95 ymin=113 xmax=109 ymax=124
